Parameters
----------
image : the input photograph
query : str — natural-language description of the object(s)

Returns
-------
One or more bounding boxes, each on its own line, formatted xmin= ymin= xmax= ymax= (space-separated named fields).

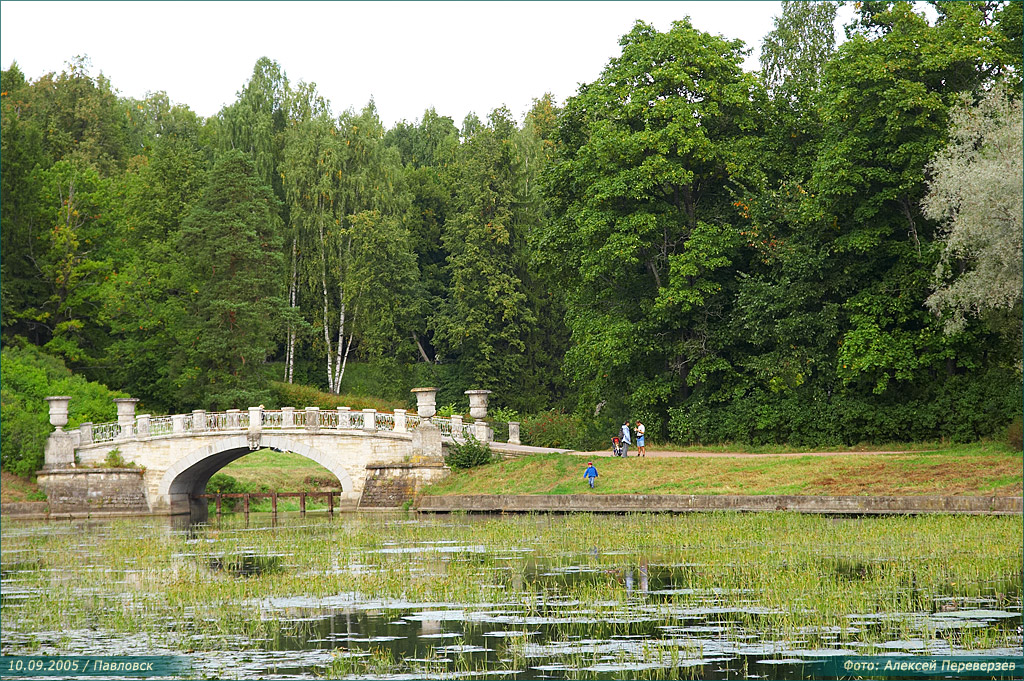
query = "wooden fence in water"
xmin=192 ymin=491 xmax=337 ymax=515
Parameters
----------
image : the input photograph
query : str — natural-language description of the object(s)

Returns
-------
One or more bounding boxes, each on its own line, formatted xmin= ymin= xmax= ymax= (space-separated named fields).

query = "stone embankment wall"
xmin=359 ymin=462 xmax=450 ymax=508
xmin=417 ymin=494 xmax=1024 ymax=515
xmin=36 ymin=469 xmax=149 ymax=515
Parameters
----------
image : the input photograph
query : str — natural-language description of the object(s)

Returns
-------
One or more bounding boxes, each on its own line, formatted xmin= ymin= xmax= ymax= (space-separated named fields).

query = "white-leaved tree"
xmin=922 ymin=84 xmax=1022 ymax=357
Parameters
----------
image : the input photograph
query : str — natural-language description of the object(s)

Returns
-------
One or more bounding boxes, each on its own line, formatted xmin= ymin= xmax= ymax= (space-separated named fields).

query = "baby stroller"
xmin=611 ymin=436 xmax=624 ymax=457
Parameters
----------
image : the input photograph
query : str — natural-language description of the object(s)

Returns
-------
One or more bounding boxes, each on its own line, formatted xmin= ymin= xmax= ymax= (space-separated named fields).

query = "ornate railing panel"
xmin=319 ymin=410 xmax=338 ymax=429
xmin=149 ymin=416 xmax=174 ymax=437
xmin=91 ymin=422 xmax=121 ymax=444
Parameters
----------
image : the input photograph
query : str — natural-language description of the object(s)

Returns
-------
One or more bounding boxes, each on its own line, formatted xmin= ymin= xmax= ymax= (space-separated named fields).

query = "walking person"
xmin=620 ymin=420 xmax=632 ymax=457
xmin=584 ymin=461 xmax=599 ymax=489
xmin=637 ymin=421 xmax=646 ymax=457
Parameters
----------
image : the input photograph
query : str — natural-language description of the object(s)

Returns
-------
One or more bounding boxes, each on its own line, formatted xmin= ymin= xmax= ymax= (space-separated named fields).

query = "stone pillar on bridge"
xmin=473 ymin=420 xmax=491 ymax=443
xmin=450 ymin=414 xmax=464 ymax=441
xmin=137 ymin=414 xmax=151 ymax=438
xmin=79 ymin=422 xmax=94 ymax=445
xmin=192 ymin=409 xmax=207 ymax=432
xmin=411 ymin=388 xmax=442 ymax=462
xmin=394 ymin=408 xmax=407 ymax=433
xmin=172 ymin=414 xmax=185 ymax=434
xmin=44 ymin=396 xmax=76 ymax=469
xmin=337 ymin=406 xmax=351 ymax=429
xmin=508 ymin=421 xmax=521 ymax=445
xmin=248 ymin=406 xmax=262 ymax=450
xmin=466 ymin=390 xmax=493 ymax=443
xmin=363 ymin=409 xmax=377 ymax=433
xmin=281 ymin=407 xmax=295 ymax=428
xmin=306 ymin=406 xmax=320 ymax=432
xmin=114 ymin=398 xmax=139 ymax=440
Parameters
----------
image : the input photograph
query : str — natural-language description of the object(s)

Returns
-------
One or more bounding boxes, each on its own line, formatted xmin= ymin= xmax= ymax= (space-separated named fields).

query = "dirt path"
xmin=573 ymin=449 xmax=935 ymax=458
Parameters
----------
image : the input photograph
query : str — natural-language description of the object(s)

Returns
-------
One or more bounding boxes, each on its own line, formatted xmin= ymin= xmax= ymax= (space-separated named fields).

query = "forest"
xmin=2 ymin=1 xmax=1021 ymax=476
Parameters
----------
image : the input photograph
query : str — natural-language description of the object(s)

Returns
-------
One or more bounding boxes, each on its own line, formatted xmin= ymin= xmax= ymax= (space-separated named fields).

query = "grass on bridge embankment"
xmin=422 ymin=442 xmax=1022 ymax=497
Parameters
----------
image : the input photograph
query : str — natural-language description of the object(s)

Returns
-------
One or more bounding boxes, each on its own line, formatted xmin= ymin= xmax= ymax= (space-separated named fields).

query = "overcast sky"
xmin=1 ymin=1 xmax=850 ymax=128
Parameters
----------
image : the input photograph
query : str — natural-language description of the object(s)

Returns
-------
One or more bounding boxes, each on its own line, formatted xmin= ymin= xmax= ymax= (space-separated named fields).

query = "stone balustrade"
xmin=62 ymin=404 xmax=518 ymax=447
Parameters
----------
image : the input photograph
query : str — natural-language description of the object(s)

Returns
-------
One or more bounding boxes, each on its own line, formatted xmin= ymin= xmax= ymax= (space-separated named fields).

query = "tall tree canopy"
xmin=2 ymin=5 xmax=1021 ymax=454
xmin=175 ymin=150 xmax=288 ymax=409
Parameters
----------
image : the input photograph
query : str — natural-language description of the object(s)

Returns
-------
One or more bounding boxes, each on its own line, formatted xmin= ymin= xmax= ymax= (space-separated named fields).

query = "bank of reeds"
xmin=2 ymin=513 xmax=1020 ymax=676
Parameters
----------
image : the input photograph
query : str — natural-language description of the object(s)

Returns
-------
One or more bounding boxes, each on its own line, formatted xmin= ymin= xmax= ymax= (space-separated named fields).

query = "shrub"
xmin=444 ymin=436 xmax=495 ymax=470
xmin=102 ymin=449 xmax=135 ymax=468
xmin=1006 ymin=415 xmax=1023 ymax=451
xmin=268 ymin=381 xmax=404 ymax=412
xmin=521 ymin=410 xmax=580 ymax=448
xmin=205 ymin=472 xmax=266 ymax=511
xmin=436 ymin=403 xmax=464 ymax=418
xmin=1 ymin=342 xmax=126 ymax=476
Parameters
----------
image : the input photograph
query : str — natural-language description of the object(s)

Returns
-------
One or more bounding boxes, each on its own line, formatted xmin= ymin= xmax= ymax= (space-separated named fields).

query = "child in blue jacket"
xmin=584 ymin=462 xmax=599 ymax=488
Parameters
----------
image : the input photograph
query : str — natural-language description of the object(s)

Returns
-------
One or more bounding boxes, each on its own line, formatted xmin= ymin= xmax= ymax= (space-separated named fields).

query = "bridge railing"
xmin=375 ymin=412 xmax=395 ymax=431
xmin=149 ymin=416 xmax=174 ymax=437
xmin=319 ymin=410 xmax=339 ymax=429
xmin=81 ymin=408 xmax=520 ymax=446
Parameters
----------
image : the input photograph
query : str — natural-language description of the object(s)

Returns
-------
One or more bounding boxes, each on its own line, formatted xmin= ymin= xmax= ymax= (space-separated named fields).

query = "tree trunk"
xmin=319 ymin=222 xmax=335 ymax=393
xmin=286 ymin=238 xmax=298 ymax=383
xmin=413 ymin=332 xmax=432 ymax=363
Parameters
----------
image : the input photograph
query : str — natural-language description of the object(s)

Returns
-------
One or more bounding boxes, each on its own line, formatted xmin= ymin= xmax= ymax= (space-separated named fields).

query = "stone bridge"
xmin=40 ymin=389 xmax=522 ymax=515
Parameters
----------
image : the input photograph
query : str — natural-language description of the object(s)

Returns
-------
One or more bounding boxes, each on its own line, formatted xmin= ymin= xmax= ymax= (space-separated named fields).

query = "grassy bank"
xmin=218 ymin=448 xmax=342 ymax=491
xmin=425 ymin=442 xmax=1022 ymax=497
xmin=1 ymin=471 xmax=44 ymax=503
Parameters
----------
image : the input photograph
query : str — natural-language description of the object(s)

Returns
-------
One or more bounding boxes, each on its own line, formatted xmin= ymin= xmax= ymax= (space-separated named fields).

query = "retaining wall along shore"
xmin=416 ymin=494 xmax=1023 ymax=515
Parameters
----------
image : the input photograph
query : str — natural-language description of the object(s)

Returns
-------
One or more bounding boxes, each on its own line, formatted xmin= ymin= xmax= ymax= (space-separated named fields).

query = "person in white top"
xmin=636 ymin=421 xmax=646 ymax=457
xmin=620 ymin=420 xmax=631 ymax=457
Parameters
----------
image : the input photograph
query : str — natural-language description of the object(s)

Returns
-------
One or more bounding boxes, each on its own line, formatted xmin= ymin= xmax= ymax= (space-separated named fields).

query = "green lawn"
xmin=424 ymin=442 xmax=1023 ymax=497
xmin=218 ymin=449 xmax=342 ymax=491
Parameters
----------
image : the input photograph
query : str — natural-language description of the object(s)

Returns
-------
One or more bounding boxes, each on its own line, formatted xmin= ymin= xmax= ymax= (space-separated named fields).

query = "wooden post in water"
xmin=216 ymin=494 xmax=222 ymax=516
xmin=272 ymin=492 xmax=278 ymax=514
xmin=243 ymin=493 xmax=250 ymax=515
xmin=300 ymin=491 xmax=306 ymax=515
xmin=328 ymin=491 xmax=334 ymax=515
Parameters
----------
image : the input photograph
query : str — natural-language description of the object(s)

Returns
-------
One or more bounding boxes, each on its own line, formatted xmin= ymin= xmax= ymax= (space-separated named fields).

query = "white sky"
xmin=0 ymin=1 xmax=850 ymax=128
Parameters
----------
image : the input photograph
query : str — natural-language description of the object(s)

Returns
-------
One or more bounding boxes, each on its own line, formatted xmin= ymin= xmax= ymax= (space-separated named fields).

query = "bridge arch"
xmin=157 ymin=435 xmax=355 ymax=514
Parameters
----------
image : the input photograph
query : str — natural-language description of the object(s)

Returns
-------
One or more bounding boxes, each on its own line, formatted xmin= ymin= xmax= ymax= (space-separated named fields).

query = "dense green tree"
xmin=543 ymin=19 xmax=757 ymax=433
xmin=384 ymin=108 xmax=461 ymax=363
xmin=344 ymin=210 xmax=424 ymax=363
xmin=22 ymin=56 xmax=130 ymax=175
xmin=218 ymin=57 xmax=290 ymax=198
xmin=174 ymin=150 xmax=288 ymax=409
xmin=1 ymin=62 xmax=48 ymax=345
xmin=21 ymin=160 xmax=115 ymax=364
xmin=432 ymin=108 xmax=538 ymax=404
xmin=813 ymin=1 xmax=1013 ymax=394
xmin=100 ymin=133 xmax=208 ymax=411
xmin=282 ymin=100 xmax=410 ymax=392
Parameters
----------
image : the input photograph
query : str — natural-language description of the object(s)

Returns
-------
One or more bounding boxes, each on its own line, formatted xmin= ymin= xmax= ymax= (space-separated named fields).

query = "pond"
xmin=1 ymin=512 xmax=1020 ymax=679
